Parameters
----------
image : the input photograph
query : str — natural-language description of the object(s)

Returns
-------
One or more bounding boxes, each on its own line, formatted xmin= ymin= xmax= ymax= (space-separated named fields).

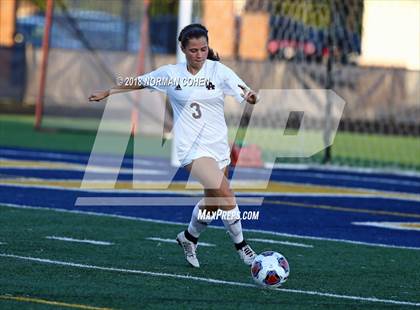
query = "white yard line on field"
xmin=247 ymin=238 xmax=313 ymax=248
xmin=45 ymin=236 xmax=113 ymax=246
xmin=0 ymin=253 xmax=419 ymax=307
xmin=352 ymin=221 xmax=420 ymax=231
xmin=146 ymin=237 xmax=215 ymax=247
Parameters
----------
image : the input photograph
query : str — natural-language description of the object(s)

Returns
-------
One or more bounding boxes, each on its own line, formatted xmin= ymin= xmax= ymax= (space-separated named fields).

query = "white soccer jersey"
xmin=138 ymin=59 xmax=248 ymax=167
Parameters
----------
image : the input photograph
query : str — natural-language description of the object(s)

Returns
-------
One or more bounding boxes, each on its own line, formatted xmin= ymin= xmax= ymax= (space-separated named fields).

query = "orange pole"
xmin=131 ymin=0 xmax=151 ymax=135
xmin=136 ymin=0 xmax=150 ymax=75
xmin=35 ymin=0 xmax=54 ymax=129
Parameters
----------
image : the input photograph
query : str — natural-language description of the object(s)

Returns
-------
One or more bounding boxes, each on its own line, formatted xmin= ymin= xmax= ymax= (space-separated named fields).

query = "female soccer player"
xmin=89 ymin=23 xmax=258 ymax=268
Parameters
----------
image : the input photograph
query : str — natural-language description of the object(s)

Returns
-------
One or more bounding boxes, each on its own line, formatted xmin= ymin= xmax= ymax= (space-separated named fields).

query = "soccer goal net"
xmin=200 ymin=0 xmax=419 ymax=171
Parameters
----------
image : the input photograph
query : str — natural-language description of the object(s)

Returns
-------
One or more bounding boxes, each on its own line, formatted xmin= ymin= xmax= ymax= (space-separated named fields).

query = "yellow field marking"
xmin=0 ymin=159 xmax=157 ymax=174
xmin=236 ymin=181 xmax=367 ymax=194
xmin=0 ymin=159 xmax=83 ymax=169
xmin=264 ymin=199 xmax=420 ymax=219
xmin=400 ymin=223 xmax=420 ymax=228
xmin=0 ymin=178 xmax=367 ymax=193
xmin=0 ymin=295 xmax=113 ymax=310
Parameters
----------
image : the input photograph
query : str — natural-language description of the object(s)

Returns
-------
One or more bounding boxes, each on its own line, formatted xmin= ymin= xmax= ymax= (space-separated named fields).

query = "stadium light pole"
xmin=171 ymin=0 xmax=193 ymax=167
xmin=35 ymin=0 xmax=54 ymax=130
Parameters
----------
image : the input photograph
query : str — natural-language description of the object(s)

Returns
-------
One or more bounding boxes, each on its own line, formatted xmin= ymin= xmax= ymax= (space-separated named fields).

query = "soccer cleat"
xmin=176 ymin=231 xmax=200 ymax=268
xmin=237 ymin=244 xmax=257 ymax=266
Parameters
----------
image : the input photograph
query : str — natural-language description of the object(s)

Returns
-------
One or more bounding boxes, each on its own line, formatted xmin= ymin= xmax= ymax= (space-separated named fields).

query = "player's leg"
xmin=220 ymin=164 xmax=256 ymax=265
xmin=188 ymin=157 xmax=256 ymax=265
xmin=176 ymin=196 xmax=212 ymax=267
xmin=175 ymin=157 xmax=221 ymax=268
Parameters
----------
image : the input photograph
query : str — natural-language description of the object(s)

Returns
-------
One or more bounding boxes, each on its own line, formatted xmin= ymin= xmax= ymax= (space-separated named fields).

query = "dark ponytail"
xmin=178 ymin=23 xmax=220 ymax=61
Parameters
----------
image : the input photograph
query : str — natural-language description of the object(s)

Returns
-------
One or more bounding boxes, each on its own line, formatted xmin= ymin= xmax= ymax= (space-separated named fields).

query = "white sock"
xmin=187 ymin=199 xmax=212 ymax=238
xmin=222 ymin=205 xmax=244 ymax=244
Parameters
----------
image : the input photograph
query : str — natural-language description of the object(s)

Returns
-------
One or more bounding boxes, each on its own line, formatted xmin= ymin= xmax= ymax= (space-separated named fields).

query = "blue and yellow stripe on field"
xmin=1 ymin=177 xmax=420 ymax=203
xmin=1 ymin=157 xmax=419 ymax=201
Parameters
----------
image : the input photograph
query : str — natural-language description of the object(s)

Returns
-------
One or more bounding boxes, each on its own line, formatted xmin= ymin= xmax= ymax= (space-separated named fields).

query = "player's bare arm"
xmin=88 ymin=81 xmax=146 ymax=102
xmin=238 ymin=84 xmax=259 ymax=105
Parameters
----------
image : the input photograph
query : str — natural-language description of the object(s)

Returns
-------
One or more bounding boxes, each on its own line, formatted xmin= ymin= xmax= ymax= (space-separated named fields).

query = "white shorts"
xmin=180 ymin=153 xmax=231 ymax=170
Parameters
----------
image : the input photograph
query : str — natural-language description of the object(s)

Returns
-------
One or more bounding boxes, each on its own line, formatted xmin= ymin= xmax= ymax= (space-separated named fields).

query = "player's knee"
xmin=205 ymin=186 xmax=235 ymax=209
xmin=219 ymin=186 xmax=236 ymax=209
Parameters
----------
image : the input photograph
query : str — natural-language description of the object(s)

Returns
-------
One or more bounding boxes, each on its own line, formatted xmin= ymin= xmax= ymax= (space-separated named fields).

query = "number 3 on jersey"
xmin=190 ymin=102 xmax=202 ymax=119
